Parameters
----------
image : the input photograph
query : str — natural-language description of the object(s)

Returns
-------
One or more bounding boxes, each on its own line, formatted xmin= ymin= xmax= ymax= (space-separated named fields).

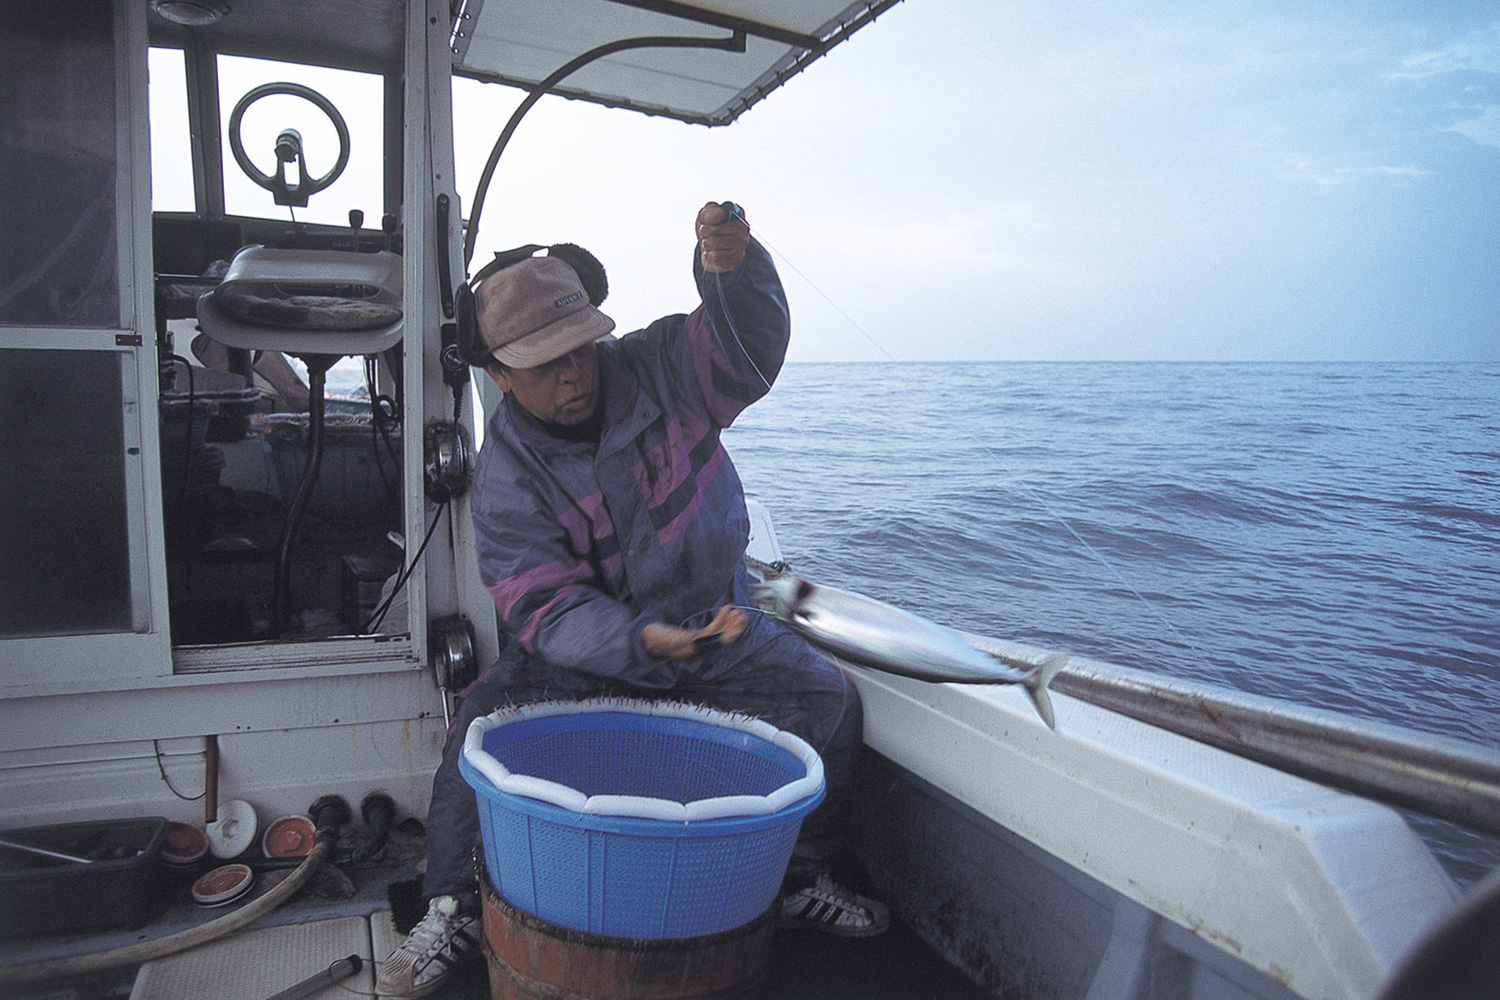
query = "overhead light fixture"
xmin=150 ymin=0 xmax=230 ymax=26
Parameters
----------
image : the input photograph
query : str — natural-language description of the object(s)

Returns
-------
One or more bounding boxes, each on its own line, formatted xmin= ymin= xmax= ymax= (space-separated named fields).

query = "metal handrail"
xmin=964 ymin=632 xmax=1500 ymax=838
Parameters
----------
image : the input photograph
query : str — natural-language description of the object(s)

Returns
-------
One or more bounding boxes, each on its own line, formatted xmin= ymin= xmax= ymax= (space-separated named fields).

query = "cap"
xmin=473 ymin=255 xmax=615 ymax=368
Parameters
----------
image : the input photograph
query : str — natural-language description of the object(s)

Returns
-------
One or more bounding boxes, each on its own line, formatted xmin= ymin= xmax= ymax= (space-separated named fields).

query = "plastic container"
xmin=192 ymin=863 xmax=254 ymax=907
xmin=460 ymin=699 xmax=824 ymax=940
xmin=162 ymin=820 xmax=209 ymax=868
xmin=0 ymin=817 xmax=172 ymax=937
xmin=261 ymin=814 xmax=316 ymax=858
xmin=206 ymin=799 xmax=258 ymax=860
xmin=162 ymin=387 xmax=262 ymax=443
xmin=262 ymin=416 xmax=400 ymax=528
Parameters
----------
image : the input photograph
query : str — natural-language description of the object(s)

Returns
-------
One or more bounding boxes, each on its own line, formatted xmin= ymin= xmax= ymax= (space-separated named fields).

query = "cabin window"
xmin=216 ymin=55 xmax=384 ymax=228
xmin=0 ymin=3 xmax=119 ymax=329
xmin=149 ymin=47 xmax=195 ymax=214
xmin=141 ymin=51 xmax=409 ymax=653
xmin=0 ymin=352 xmax=134 ymax=638
xmin=0 ymin=0 xmax=167 ymax=677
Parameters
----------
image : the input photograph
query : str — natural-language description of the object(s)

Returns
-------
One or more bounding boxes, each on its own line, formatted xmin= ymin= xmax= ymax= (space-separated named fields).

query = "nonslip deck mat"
xmin=369 ymin=906 xmax=403 ymax=962
xmin=129 ymin=914 xmax=373 ymax=1000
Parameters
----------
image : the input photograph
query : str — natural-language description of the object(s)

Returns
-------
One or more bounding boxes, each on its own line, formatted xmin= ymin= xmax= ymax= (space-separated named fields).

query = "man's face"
xmin=487 ymin=344 xmax=600 ymax=426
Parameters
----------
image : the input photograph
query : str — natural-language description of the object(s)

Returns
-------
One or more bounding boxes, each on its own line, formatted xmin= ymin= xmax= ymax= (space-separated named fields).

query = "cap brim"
xmin=490 ymin=307 xmax=615 ymax=368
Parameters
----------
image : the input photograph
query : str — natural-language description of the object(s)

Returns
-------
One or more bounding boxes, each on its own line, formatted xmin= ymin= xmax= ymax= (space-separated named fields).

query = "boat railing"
xmin=962 ymin=631 xmax=1500 ymax=839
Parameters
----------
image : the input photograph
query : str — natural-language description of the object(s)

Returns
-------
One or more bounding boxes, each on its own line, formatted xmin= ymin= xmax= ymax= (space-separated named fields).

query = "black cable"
xmin=363 ymin=500 xmax=448 ymax=633
xmin=152 ymin=740 xmax=205 ymax=802
xmin=364 ymin=356 xmax=402 ymax=508
xmin=463 ymin=31 xmax=746 ymax=268
xmin=167 ymin=354 xmax=197 ymax=504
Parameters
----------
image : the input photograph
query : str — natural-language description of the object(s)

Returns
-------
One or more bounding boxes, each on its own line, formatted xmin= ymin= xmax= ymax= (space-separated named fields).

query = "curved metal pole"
xmin=271 ymin=354 xmax=335 ymax=636
xmin=463 ymin=31 xmax=747 ymax=269
xmin=963 ymin=632 xmax=1500 ymax=838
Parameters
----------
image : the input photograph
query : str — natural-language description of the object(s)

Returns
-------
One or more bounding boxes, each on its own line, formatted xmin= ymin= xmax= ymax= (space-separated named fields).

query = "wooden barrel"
xmin=481 ymin=876 xmax=775 ymax=1000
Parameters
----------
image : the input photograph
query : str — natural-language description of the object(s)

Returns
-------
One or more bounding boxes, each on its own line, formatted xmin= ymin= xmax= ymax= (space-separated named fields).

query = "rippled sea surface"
xmin=723 ymin=361 xmax=1500 ymax=883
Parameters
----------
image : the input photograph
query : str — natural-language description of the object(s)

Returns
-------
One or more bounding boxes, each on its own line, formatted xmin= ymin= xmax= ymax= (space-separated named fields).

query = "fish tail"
xmin=1026 ymin=652 xmax=1069 ymax=731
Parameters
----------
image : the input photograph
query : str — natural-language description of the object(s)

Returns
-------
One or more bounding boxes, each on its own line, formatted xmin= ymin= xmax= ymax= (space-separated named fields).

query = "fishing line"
xmin=676 ymin=604 xmax=769 ymax=632
xmin=706 ymin=207 xmax=897 ymax=392
xmin=730 ymin=221 xmax=898 ymax=363
xmin=726 ymin=210 xmax=1207 ymax=661
xmin=327 ymin=979 xmax=379 ymax=999
xmin=704 ymin=205 xmax=774 ymax=394
xmin=985 ymin=454 xmax=1212 ymax=662
xmin=708 ymin=271 xmax=774 ymax=394
xmin=674 ymin=601 xmax=851 ymax=757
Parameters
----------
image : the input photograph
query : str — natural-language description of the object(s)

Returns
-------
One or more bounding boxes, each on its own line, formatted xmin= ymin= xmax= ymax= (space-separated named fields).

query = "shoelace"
xmin=409 ymin=909 xmax=459 ymax=957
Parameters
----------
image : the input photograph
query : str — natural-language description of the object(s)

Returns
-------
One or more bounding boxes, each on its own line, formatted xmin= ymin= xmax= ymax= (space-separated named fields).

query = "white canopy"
xmin=453 ymin=0 xmax=900 ymax=125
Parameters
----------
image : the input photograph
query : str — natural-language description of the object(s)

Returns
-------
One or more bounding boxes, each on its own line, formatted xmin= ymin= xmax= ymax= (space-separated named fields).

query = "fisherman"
xmin=375 ymin=202 xmax=889 ymax=998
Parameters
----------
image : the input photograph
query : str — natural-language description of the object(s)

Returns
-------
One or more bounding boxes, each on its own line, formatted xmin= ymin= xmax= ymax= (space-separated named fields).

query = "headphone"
xmin=453 ymin=242 xmax=609 ymax=369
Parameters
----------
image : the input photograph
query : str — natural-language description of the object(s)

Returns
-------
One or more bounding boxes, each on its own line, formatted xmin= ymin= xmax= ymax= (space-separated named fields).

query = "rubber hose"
xmin=0 ymin=824 xmax=337 ymax=989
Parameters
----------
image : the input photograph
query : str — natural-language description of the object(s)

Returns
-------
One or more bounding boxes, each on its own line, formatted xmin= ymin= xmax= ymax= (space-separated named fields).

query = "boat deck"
xmin=0 ymin=820 xmax=987 ymax=1000
xmin=424 ymin=919 xmax=990 ymax=1000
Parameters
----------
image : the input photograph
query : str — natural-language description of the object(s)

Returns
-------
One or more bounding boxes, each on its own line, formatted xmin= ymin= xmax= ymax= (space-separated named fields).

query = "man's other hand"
xmin=641 ymin=605 xmax=747 ymax=660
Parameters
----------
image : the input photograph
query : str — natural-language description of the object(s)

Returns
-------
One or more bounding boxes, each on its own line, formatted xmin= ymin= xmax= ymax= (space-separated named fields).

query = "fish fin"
xmin=1026 ymin=653 xmax=1069 ymax=731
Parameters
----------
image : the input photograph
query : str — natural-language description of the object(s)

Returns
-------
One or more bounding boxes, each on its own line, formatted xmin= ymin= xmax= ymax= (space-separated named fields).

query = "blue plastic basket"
xmin=459 ymin=699 xmax=825 ymax=939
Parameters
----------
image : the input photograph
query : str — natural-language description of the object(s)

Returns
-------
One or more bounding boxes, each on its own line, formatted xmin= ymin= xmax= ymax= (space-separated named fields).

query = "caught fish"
xmin=753 ymin=573 xmax=1065 ymax=729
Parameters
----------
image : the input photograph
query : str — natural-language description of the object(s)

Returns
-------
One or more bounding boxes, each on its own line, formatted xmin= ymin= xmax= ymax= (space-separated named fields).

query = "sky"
xmin=161 ymin=1 xmax=1500 ymax=363
xmin=449 ymin=1 xmax=1500 ymax=363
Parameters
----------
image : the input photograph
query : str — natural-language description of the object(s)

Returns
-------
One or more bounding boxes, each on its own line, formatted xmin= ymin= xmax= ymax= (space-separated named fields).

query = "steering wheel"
xmin=227 ymin=82 xmax=350 ymax=208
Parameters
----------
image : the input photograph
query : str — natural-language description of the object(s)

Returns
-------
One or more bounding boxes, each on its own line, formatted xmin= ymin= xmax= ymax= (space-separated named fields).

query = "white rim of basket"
xmin=461 ymin=697 xmax=825 ymax=822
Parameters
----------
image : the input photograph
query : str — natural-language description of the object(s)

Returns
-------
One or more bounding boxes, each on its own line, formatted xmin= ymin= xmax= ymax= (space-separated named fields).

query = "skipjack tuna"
xmin=754 ymin=574 xmax=1064 ymax=729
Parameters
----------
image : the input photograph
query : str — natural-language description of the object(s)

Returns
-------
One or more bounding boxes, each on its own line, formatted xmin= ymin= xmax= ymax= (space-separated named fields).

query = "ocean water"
xmin=723 ymin=361 xmax=1500 ymax=884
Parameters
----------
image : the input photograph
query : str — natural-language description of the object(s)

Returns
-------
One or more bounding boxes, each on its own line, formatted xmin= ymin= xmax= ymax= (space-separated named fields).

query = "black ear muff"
xmin=546 ymin=243 xmax=608 ymax=306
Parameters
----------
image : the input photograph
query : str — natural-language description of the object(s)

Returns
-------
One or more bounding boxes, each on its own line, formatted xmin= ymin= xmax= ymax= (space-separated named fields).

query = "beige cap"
xmin=473 ymin=255 xmax=615 ymax=368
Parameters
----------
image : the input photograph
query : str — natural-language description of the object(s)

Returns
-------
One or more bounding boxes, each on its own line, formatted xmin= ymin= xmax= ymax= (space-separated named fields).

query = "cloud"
xmin=1280 ymin=157 xmax=1433 ymax=188
xmin=784 ymin=204 xmax=1136 ymax=302
xmin=1398 ymin=22 xmax=1500 ymax=77
xmin=1449 ymin=104 xmax=1500 ymax=149
xmin=1381 ymin=21 xmax=1500 ymax=151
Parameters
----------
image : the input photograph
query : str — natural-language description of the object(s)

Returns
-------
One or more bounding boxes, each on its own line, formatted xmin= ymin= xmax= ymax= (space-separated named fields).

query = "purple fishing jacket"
xmin=470 ymin=239 xmax=789 ymax=687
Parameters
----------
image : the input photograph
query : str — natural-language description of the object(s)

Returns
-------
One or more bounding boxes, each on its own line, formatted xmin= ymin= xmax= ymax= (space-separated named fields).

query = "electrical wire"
xmin=152 ymin=739 xmax=206 ymax=801
xmin=364 ymin=355 xmax=402 ymax=508
xmin=167 ymin=354 xmax=197 ymax=507
xmin=364 ymin=499 xmax=449 ymax=633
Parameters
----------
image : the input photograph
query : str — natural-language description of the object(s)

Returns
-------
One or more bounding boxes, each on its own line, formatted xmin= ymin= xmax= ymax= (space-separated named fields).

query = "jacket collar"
xmin=597 ymin=344 xmax=660 ymax=459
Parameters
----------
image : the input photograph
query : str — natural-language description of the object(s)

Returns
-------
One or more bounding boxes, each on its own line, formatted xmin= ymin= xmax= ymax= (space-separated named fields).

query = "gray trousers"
xmin=421 ymin=614 xmax=863 ymax=915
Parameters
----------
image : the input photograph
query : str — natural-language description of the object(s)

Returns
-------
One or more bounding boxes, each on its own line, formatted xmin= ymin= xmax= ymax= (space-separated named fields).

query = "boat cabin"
xmin=1 ymin=0 xmax=895 ymax=826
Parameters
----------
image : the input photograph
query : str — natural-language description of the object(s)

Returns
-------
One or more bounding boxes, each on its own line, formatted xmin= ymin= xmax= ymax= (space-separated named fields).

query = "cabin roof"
xmin=452 ymin=0 xmax=901 ymax=126
xmin=148 ymin=0 xmax=901 ymax=126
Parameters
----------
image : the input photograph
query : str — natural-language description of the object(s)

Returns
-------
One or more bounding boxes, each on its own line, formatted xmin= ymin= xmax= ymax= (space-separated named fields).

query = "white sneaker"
xmin=375 ymin=894 xmax=481 ymax=998
xmin=778 ymin=874 xmax=891 ymax=937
